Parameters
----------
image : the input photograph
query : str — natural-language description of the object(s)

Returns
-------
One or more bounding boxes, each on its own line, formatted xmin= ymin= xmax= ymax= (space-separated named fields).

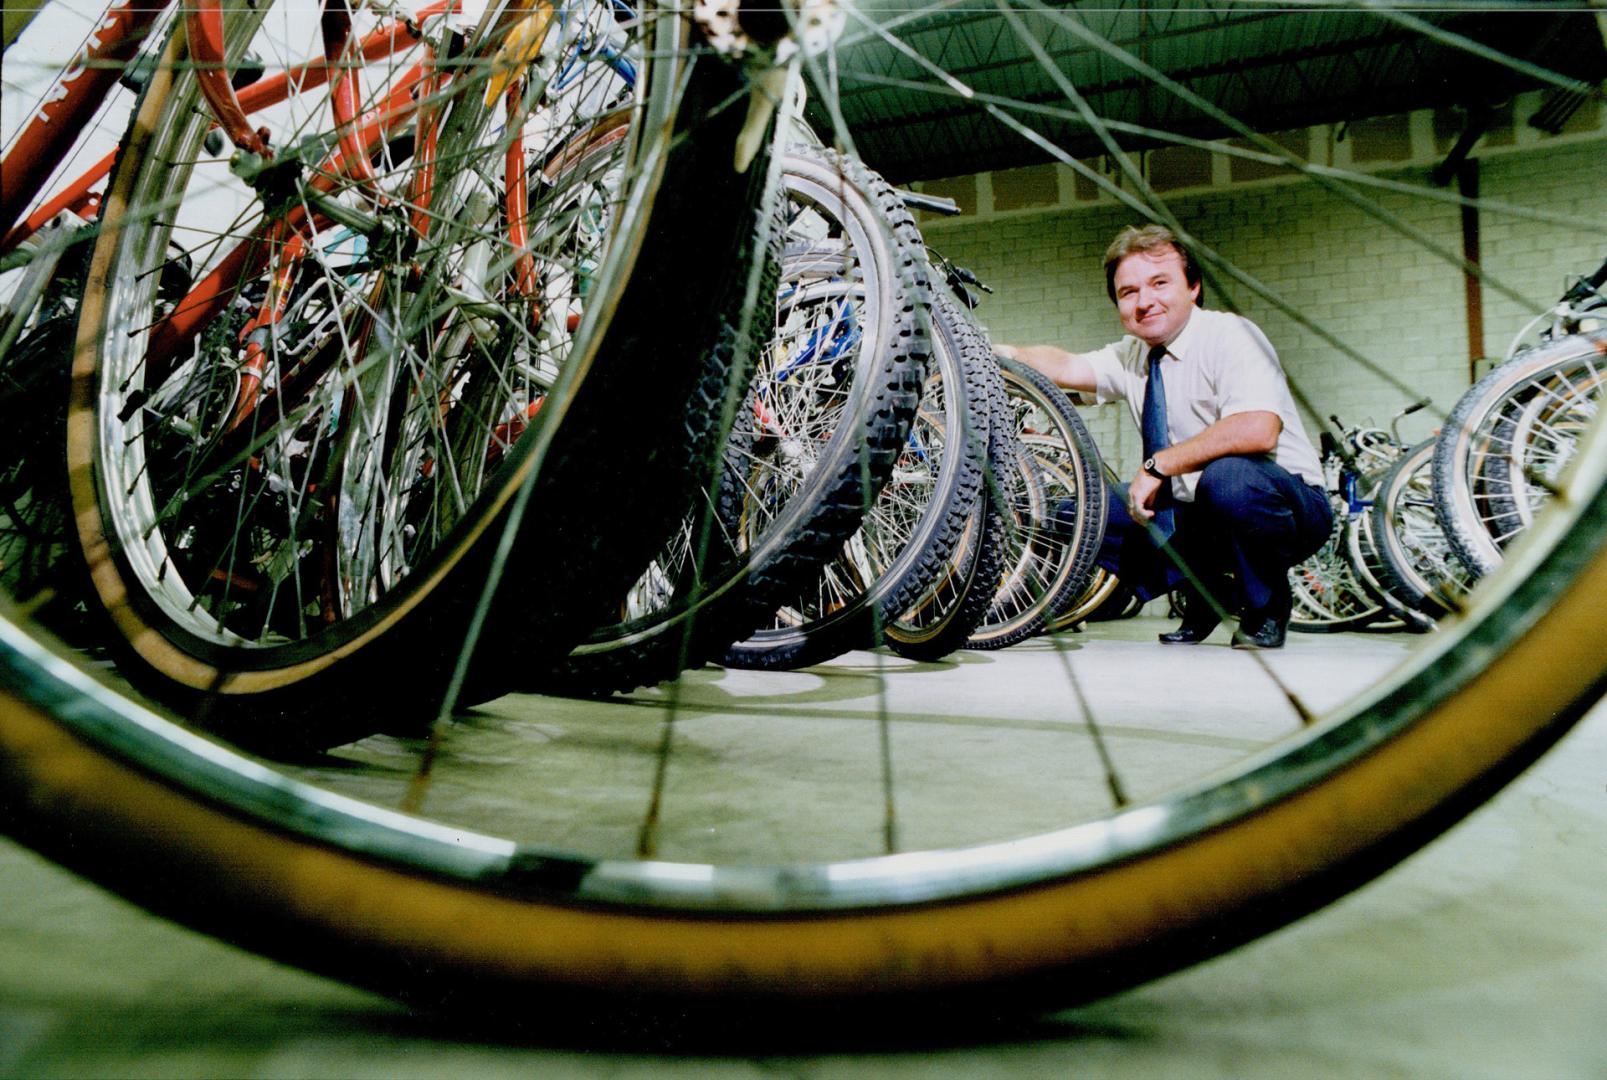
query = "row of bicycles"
xmin=0 ymin=2 xmax=1128 ymax=719
xmin=3 ymin=0 xmax=1607 ymax=1020
xmin=1291 ymin=262 xmax=1607 ymax=635
xmin=1 ymin=0 xmax=918 ymax=751
xmin=0 ymin=43 xmax=1113 ymax=741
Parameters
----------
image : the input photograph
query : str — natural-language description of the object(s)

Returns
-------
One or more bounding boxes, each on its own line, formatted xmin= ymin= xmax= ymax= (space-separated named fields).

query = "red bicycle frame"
xmin=0 ymin=0 xmax=452 ymax=256
xmin=6 ymin=0 xmax=571 ymax=459
xmin=0 ymin=0 xmax=170 ymax=248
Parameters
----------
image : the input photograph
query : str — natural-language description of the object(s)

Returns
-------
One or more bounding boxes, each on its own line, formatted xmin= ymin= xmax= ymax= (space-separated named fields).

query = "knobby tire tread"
xmin=884 ymin=305 xmax=1011 ymax=660
xmin=539 ymin=146 xmax=930 ymax=693
xmin=722 ymin=289 xmax=991 ymax=671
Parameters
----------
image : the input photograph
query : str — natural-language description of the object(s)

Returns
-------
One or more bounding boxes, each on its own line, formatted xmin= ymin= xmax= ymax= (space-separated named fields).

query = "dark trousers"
xmin=1077 ymin=456 xmax=1334 ymax=625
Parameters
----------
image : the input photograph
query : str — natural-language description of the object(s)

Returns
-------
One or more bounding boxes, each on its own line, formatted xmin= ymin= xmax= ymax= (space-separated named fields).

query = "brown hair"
xmin=1103 ymin=224 xmax=1202 ymax=304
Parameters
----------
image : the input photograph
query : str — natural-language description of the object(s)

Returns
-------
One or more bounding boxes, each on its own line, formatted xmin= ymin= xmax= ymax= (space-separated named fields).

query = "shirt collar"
xmin=1157 ymin=305 xmax=1201 ymax=364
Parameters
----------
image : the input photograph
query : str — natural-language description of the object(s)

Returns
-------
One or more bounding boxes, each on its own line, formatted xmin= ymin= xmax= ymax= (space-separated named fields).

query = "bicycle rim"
xmin=1435 ymin=330 xmax=1607 ymax=576
xmin=548 ymin=146 xmax=928 ymax=690
xmin=3 ymin=0 xmax=1606 ymax=1019
xmin=60 ymin=1 xmax=755 ymax=743
xmin=722 ymin=289 xmax=988 ymax=670
xmin=3 ymin=400 xmax=1607 ymax=1008
xmin=966 ymin=356 xmax=1106 ymax=650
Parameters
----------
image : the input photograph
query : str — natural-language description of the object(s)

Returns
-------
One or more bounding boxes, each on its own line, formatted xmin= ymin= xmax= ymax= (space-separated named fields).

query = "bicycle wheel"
xmin=1435 ymin=330 xmax=1607 ymax=578
xmin=0 ymin=236 xmax=86 ymax=636
xmin=883 ymin=313 xmax=1010 ymax=661
xmin=724 ymin=291 xmax=990 ymax=670
xmin=541 ymin=146 xmax=928 ymax=693
xmin=1288 ymin=505 xmax=1385 ymax=633
xmin=5 ymin=0 xmax=1606 ymax=1022
xmin=1043 ymin=565 xmax=1121 ymax=633
xmin=1370 ymin=438 xmax=1473 ymax=618
xmin=64 ymin=1 xmax=781 ymax=749
xmin=964 ymin=355 xmax=1105 ymax=651
xmin=1344 ymin=502 xmax=1432 ymax=633
xmin=5 ymin=374 xmax=1607 ymax=1012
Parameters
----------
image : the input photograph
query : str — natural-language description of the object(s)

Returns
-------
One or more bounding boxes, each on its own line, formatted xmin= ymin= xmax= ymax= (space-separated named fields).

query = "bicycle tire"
xmin=1043 ymin=566 xmax=1121 ymax=633
xmin=883 ymin=313 xmax=1011 ymax=661
xmin=0 ymin=241 xmax=86 ymax=634
xmin=967 ymin=444 xmax=1085 ymax=645
xmin=1288 ymin=499 xmax=1385 ymax=634
xmin=7 ymin=0 xmax=1605 ymax=1023
xmin=63 ymin=4 xmax=778 ymax=750
xmin=1484 ymin=356 xmax=1607 ymax=536
xmin=964 ymin=355 xmax=1105 ymax=651
xmin=1368 ymin=438 xmax=1471 ymax=618
xmin=723 ymin=291 xmax=991 ymax=670
xmin=1434 ymin=330 xmax=1607 ymax=578
xmin=1345 ymin=506 xmax=1432 ymax=633
xmin=5 ymin=384 xmax=1607 ymax=1014
xmin=541 ymin=146 xmax=929 ymax=693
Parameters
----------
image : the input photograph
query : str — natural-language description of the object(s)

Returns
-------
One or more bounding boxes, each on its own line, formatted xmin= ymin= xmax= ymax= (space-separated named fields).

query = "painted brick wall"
xmin=1479 ymin=141 xmax=1607 ymax=365
xmin=921 ymin=137 xmax=1607 ymax=482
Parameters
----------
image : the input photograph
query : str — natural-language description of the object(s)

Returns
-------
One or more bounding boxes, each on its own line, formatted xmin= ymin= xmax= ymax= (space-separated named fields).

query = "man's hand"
xmin=1128 ymin=468 xmax=1164 ymax=522
xmin=991 ymin=343 xmax=1098 ymax=395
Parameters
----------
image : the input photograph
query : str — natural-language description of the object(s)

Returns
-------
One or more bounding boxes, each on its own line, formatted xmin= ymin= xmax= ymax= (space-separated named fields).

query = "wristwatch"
xmin=1143 ymin=456 xmax=1166 ymax=480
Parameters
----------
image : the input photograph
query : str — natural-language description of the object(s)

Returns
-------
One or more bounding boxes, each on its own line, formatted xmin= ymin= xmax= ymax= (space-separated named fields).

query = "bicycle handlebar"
xmin=948 ymin=263 xmax=993 ymax=293
xmin=896 ymin=190 xmax=961 ymax=216
xmin=1562 ymin=254 xmax=1607 ymax=306
xmin=1390 ymin=397 xmax=1432 ymax=443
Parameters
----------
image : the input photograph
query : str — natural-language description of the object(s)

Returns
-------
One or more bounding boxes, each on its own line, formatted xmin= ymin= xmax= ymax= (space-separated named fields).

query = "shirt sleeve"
xmin=1212 ymin=317 xmax=1288 ymax=419
xmin=1083 ymin=341 xmax=1130 ymax=406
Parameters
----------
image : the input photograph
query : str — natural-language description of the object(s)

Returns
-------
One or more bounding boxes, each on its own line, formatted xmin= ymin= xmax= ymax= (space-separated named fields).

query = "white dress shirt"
xmin=1082 ymin=306 xmax=1324 ymax=502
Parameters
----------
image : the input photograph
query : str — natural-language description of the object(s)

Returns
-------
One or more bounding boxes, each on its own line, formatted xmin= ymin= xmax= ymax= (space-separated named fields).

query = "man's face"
xmin=1113 ymin=247 xmax=1200 ymax=347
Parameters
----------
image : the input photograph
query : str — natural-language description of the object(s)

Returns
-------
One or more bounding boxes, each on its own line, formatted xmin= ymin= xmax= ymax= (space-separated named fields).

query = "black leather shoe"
xmin=1159 ymin=616 xmax=1220 ymax=644
xmin=1231 ymin=617 xmax=1287 ymax=650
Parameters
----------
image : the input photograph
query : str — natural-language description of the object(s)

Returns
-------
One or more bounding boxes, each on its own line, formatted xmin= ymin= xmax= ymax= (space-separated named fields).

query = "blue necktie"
xmin=1142 ymin=344 xmax=1175 ymax=543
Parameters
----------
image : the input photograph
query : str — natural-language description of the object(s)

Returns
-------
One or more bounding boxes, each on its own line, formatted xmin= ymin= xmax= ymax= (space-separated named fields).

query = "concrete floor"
xmin=2 ymin=618 xmax=1604 ymax=1077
